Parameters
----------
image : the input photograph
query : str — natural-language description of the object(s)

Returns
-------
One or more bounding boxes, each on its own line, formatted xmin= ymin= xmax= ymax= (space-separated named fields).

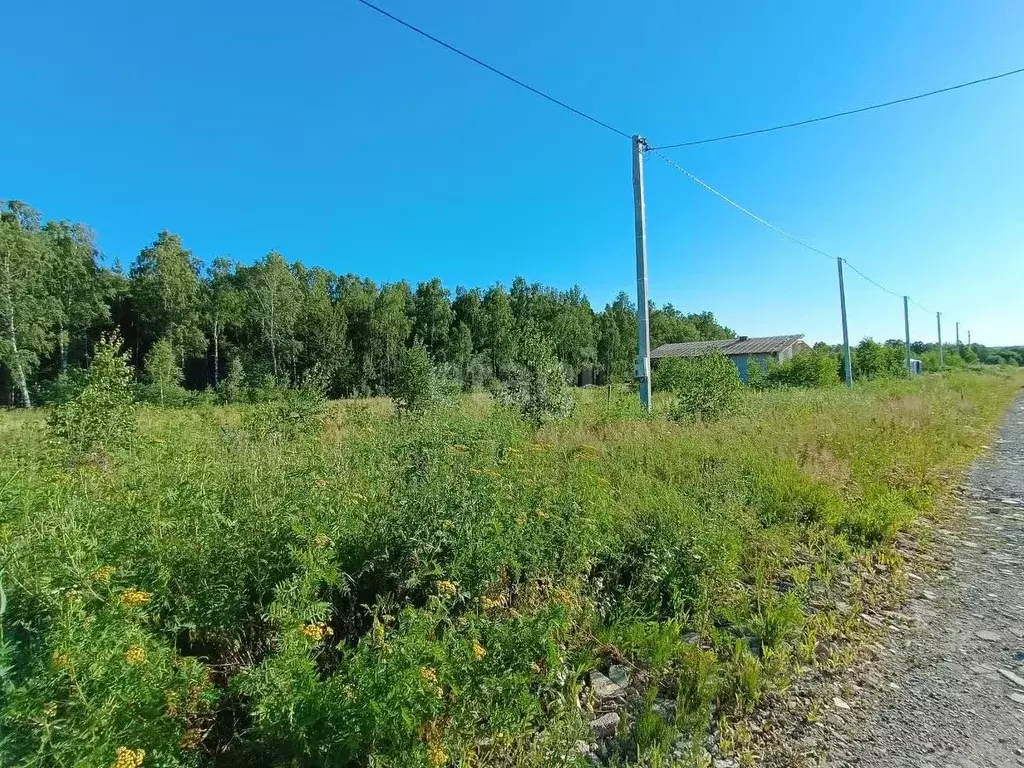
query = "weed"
xmin=0 ymin=370 xmax=1019 ymax=765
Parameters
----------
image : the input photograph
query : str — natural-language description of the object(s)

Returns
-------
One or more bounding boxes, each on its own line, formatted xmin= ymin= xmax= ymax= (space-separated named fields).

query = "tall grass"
xmin=1 ymin=370 xmax=1020 ymax=767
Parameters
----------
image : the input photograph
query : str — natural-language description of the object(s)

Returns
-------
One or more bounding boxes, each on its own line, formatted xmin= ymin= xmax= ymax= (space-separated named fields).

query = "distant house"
xmin=650 ymin=335 xmax=810 ymax=382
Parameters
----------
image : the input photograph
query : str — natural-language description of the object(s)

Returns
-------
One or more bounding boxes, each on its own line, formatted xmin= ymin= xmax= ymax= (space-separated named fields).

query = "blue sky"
xmin=2 ymin=0 xmax=1022 ymax=345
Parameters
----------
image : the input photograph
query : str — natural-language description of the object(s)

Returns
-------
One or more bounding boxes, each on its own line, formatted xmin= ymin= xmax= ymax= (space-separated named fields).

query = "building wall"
xmin=730 ymin=354 xmax=775 ymax=382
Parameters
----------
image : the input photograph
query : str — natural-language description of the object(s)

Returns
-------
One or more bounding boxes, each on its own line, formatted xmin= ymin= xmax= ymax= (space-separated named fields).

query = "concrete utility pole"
xmin=956 ymin=321 xmax=961 ymax=349
xmin=837 ymin=257 xmax=853 ymax=387
xmin=632 ymin=135 xmax=652 ymax=412
xmin=937 ymin=312 xmax=944 ymax=369
xmin=968 ymin=330 xmax=972 ymax=346
xmin=903 ymin=295 xmax=912 ymax=373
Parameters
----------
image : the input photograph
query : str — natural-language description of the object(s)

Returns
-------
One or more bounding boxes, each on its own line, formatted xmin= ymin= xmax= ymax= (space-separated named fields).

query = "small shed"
xmin=650 ymin=335 xmax=809 ymax=382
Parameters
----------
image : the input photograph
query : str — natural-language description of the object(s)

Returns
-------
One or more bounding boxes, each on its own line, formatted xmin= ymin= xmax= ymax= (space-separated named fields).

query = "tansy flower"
xmin=302 ymin=622 xmax=333 ymax=642
xmin=419 ymin=667 xmax=438 ymax=683
xmin=427 ymin=739 xmax=447 ymax=767
xmin=125 ymin=646 xmax=146 ymax=665
xmin=449 ymin=444 xmax=469 ymax=453
xmin=436 ymin=580 xmax=457 ymax=596
xmin=51 ymin=652 xmax=70 ymax=670
xmin=91 ymin=565 xmax=116 ymax=582
xmin=482 ymin=595 xmax=506 ymax=611
xmin=120 ymin=589 xmax=152 ymax=607
xmin=111 ymin=747 xmax=145 ymax=768
xmin=530 ymin=661 xmax=543 ymax=674
xmin=43 ymin=701 xmax=58 ymax=718
xmin=179 ymin=729 xmax=202 ymax=750
xmin=472 ymin=640 xmax=486 ymax=660
xmin=314 ymin=533 xmax=333 ymax=549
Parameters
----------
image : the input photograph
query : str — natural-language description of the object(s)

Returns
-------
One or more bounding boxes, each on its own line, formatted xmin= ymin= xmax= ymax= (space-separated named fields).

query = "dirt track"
xmin=822 ymin=393 xmax=1024 ymax=767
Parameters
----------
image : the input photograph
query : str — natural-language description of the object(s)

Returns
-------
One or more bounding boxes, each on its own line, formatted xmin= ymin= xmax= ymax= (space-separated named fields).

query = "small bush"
xmin=243 ymin=370 xmax=328 ymax=442
xmin=756 ymin=349 xmax=841 ymax=389
xmin=143 ymin=338 xmax=185 ymax=406
xmin=218 ymin=357 xmax=247 ymax=404
xmin=391 ymin=343 xmax=460 ymax=414
xmin=47 ymin=333 xmax=136 ymax=456
xmin=497 ymin=332 xmax=574 ymax=425
xmin=655 ymin=351 xmax=741 ymax=422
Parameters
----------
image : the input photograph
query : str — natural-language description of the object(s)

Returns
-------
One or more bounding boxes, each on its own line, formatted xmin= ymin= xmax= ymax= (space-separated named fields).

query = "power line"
xmin=352 ymin=0 xmax=632 ymax=139
xmin=649 ymin=148 xmax=908 ymax=301
xmin=650 ymin=65 xmax=1024 ymax=150
xmin=650 ymin=148 xmax=835 ymax=262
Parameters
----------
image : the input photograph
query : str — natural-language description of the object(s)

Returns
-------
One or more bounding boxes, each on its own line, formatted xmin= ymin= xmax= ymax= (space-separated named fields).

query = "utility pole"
xmin=968 ymin=330 xmax=972 ymax=346
xmin=837 ymin=257 xmax=853 ymax=387
xmin=632 ymin=135 xmax=652 ymax=412
xmin=903 ymin=295 xmax=912 ymax=373
xmin=937 ymin=312 xmax=944 ymax=369
xmin=955 ymin=321 xmax=961 ymax=351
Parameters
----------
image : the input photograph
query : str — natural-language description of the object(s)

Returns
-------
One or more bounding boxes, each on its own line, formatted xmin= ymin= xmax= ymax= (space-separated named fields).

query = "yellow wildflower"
xmin=43 ymin=701 xmax=58 ymax=718
xmin=302 ymin=622 xmax=333 ymax=642
xmin=125 ymin=646 xmax=146 ymax=665
xmin=111 ymin=747 xmax=146 ymax=768
xmin=64 ymin=590 xmax=81 ymax=603
xmin=449 ymin=444 xmax=469 ymax=453
xmin=120 ymin=589 xmax=152 ymax=607
xmin=92 ymin=565 xmax=116 ymax=582
xmin=314 ymin=533 xmax=333 ymax=549
xmin=84 ymin=615 xmax=96 ymax=626
xmin=552 ymin=588 xmax=576 ymax=607
xmin=51 ymin=652 xmax=70 ymax=670
xmin=436 ymin=580 xmax=457 ymax=596
xmin=427 ymin=739 xmax=448 ymax=767
xmin=314 ymin=478 xmax=330 ymax=488
xmin=481 ymin=595 xmax=506 ymax=611
xmin=530 ymin=661 xmax=543 ymax=674
xmin=179 ymin=729 xmax=202 ymax=750
xmin=472 ymin=640 xmax=486 ymax=660
xmin=419 ymin=667 xmax=438 ymax=683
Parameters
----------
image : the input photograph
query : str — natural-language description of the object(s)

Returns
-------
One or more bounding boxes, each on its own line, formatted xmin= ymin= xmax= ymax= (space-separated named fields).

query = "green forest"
xmin=1 ymin=199 xmax=1016 ymax=408
xmin=0 ymin=200 xmax=737 ymax=407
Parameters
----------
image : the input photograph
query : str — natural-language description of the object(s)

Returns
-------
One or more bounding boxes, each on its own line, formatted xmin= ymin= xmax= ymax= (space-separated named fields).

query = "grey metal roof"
xmin=651 ymin=335 xmax=806 ymax=359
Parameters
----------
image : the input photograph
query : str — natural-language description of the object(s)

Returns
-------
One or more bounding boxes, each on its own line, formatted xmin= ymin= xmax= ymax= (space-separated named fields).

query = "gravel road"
xmin=823 ymin=393 xmax=1024 ymax=768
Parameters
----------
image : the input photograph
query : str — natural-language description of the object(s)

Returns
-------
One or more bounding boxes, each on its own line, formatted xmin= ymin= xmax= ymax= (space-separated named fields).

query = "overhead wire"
xmin=352 ymin=0 xmax=632 ymax=139
xmin=351 ymin=0 xmax=963 ymax=334
xmin=649 ymin=148 xmax=919 ymax=304
xmin=649 ymin=65 xmax=1024 ymax=149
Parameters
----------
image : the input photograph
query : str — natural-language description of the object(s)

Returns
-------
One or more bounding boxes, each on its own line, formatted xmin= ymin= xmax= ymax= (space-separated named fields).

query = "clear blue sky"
xmin=3 ymin=0 xmax=1022 ymax=345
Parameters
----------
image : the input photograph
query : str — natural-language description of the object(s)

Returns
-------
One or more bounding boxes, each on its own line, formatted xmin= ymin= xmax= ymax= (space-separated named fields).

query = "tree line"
xmin=0 ymin=200 xmax=736 ymax=406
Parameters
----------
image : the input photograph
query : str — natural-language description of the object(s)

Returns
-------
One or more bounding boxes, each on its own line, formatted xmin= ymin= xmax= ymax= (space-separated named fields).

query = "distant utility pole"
xmin=632 ymin=135 xmax=652 ymax=412
xmin=837 ymin=257 xmax=853 ymax=387
xmin=955 ymin=321 xmax=961 ymax=349
xmin=968 ymin=330 xmax=972 ymax=346
xmin=937 ymin=312 xmax=944 ymax=369
xmin=903 ymin=296 xmax=912 ymax=373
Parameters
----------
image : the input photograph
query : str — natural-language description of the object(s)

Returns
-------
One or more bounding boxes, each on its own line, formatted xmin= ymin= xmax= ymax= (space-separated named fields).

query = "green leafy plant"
xmin=47 ymin=332 xmax=136 ymax=456
xmin=655 ymin=351 xmax=741 ymax=422
xmin=498 ymin=330 xmax=574 ymax=425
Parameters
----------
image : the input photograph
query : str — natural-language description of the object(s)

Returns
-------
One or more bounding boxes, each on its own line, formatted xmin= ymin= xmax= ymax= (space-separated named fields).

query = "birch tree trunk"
xmin=2 ymin=250 xmax=32 ymax=408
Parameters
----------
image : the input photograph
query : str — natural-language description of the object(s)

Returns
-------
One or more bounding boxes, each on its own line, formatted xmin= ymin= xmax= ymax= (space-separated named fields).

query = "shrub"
xmin=497 ymin=332 xmax=574 ymax=425
xmin=759 ymin=349 xmax=841 ymax=389
xmin=218 ymin=357 xmax=247 ymax=404
xmin=391 ymin=343 xmax=460 ymax=414
xmin=143 ymin=338 xmax=185 ymax=406
xmin=243 ymin=369 xmax=328 ymax=442
xmin=47 ymin=333 xmax=136 ymax=456
xmin=656 ymin=351 xmax=741 ymax=422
